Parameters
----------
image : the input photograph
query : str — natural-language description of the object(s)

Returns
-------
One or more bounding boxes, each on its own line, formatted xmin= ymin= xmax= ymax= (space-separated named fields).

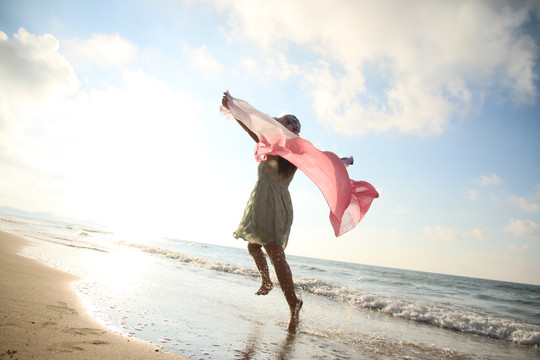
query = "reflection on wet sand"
xmin=237 ymin=325 xmax=298 ymax=360
xmin=277 ymin=333 xmax=297 ymax=360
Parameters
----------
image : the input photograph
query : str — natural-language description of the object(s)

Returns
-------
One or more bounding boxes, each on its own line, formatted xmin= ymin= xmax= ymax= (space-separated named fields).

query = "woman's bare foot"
xmin=287 ymin=299 xmax=303 ymax=333
xmin=255 ymin=282 xmax=273 ymax=295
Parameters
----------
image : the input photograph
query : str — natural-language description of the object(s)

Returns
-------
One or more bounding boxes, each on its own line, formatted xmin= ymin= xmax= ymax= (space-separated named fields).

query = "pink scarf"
xmin=220 ymin=92 xmax=378 ymax=237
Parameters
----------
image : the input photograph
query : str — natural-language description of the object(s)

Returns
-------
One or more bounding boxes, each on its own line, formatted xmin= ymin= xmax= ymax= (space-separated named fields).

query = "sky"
xmin=1 ymin=0 xmax=539 ymax=285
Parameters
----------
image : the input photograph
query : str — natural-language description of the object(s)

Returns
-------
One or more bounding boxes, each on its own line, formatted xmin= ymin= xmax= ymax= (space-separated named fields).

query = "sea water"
xmin=1 ymin=212 xmax=539 ymax=360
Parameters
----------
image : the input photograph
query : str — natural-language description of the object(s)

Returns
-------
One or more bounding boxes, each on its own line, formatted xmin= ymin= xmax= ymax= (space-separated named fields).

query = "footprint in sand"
xmin=48 ymin=342 xmax=85 ymax=353
xmin=67 ymin=327 xmax=105 ymax=336
xmin=48 ymin=339 xmax=111 ymax=354
xmin=46 ymin=301 xmax=77 ymax=315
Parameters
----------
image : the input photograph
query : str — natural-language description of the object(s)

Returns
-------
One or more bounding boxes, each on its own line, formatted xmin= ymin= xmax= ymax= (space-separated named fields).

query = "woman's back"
xmin=258 ymin=155 xmax=296 ymax=186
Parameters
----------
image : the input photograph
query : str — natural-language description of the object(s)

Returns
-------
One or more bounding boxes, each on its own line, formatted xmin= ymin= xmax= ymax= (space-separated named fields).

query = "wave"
xmin=295 ymin=280 xmax=540 ymax=346
xmin=0 ymin=216 xmax=25 ymax=225
xmin=13 ymin=229 xmax=109 ymax=253
xmin=42 ymin=236 xmax=109 ymax=253
xmin=120 ymin=241 xmax=259 ymax=277
xmin=120 ymin=241 xmax=540 ymax=347
xmin=81 ymin=227 xmax=113 ymax=235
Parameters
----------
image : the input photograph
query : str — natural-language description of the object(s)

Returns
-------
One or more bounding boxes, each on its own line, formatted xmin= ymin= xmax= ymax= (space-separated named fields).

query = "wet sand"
xmin=0 ymin=230 xmax=187 ymax=360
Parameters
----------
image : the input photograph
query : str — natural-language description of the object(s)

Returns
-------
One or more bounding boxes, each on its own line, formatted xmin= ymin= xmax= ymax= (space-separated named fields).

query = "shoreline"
xmin=0 ymin=230 xmax=187 ymax=360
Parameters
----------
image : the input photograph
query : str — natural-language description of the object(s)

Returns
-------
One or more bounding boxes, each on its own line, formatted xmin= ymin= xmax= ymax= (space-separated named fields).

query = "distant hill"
xmin=0 ymin=206 xmax=103 ymax=228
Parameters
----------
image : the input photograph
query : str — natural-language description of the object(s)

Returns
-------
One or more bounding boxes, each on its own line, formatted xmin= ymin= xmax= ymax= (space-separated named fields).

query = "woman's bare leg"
xmin=264 ymin=245 xmax=303 ymax=333
xmin=247 ymin=243 xmax=273 ymax=295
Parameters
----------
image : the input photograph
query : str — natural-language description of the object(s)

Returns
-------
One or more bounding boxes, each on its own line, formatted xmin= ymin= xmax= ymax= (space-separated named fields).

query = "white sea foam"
xmin=120 ymin=241 xmax=259 ymax=277
xmin=118 ymin=241 xmax=540 ymax=346
xmin=295 ymin=277 xmax=540 ymax=346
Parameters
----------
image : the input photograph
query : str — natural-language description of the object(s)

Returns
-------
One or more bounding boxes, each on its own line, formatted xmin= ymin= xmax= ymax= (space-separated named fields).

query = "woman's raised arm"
xmin=222 ymin=93 xmax=259 ymax=143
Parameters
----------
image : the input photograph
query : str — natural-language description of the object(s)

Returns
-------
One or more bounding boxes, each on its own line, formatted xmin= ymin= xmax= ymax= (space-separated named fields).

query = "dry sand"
xmin=0 ymin=230 xmax=187 ymax=360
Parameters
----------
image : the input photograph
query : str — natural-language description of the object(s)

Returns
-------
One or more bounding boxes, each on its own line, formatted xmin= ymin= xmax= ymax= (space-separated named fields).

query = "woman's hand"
xmin=222 ymin=91 xmax=259 ymax=142
xmin=221 ymin=92 xmax=229 ymax=109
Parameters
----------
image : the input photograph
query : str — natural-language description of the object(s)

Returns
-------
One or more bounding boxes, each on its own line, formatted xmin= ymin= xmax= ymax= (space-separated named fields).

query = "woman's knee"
xmin=264 ymin=244 xmax=286 ymax=263
xmin=248 ymin=243 xmax=263 ymax=255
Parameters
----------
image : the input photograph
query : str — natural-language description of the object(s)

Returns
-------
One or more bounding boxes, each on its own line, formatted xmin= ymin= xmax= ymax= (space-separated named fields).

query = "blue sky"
xmin=1 ymin=0 xmax=539 ymax=285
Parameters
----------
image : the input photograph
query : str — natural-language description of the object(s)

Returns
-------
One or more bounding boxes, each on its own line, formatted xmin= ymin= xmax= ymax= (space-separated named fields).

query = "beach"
xmin=1 ymin=213 xmax=539 ymax=360
xmin=0 ymin=231 xmax=186 ymax=360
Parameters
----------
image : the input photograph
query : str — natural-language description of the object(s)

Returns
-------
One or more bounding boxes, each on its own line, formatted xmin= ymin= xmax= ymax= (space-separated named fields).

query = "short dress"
xmin=234 ymin=156 xmax=296 ymax=249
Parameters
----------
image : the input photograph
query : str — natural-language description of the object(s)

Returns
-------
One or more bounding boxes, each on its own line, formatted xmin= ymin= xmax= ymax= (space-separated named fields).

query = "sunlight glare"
xmin=96 ymin=247 xmax=151 ymax=293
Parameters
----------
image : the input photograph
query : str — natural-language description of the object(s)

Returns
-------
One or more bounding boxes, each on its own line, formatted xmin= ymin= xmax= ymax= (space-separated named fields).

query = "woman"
xmin=222 ymin=94 xmax=303 ymax=334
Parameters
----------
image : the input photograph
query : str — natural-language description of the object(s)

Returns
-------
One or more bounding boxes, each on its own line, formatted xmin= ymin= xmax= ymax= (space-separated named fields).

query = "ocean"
xmin=1 ymin=212 xmax=539 ymax=360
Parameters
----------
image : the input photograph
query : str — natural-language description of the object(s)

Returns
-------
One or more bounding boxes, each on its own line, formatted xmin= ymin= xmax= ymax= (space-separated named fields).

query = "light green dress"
xmin=234 ymin=156 xmax=296 ymax=249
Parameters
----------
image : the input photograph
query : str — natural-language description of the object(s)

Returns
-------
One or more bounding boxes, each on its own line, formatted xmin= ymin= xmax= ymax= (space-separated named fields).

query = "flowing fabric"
xmin=220 ymin=91 xmax=379 ymax=237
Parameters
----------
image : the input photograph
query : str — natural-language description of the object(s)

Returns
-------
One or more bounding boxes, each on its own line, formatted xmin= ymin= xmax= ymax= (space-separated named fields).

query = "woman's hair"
xmin=274 ymin=115 xmax=301 ymax=135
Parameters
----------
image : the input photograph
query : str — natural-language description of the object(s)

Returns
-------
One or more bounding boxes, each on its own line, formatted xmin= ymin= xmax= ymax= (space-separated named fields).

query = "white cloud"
xmin=63 ymin=33 xmax=138 ymax=66
xmin=507 ymin=195 xmax=540 ymax=213
xmin=240 ymin=56 xmax=257 ymax=74
xmin=237 ymin=52 xmax=299 ymax=82
xmin=0 ymin=28 xmax=80 ymax=100
xmin=182 ymin=44 xmax=223 ymax=76
xmin=469 ymin=189 xmax=480 ymax=200
xmin=1 ymin=69 xmax=208 ymax=226
xmin=422 ymin=225 xmax=485 ymax=242
xmin=0 ymin=28 xmax=81 ymax=168
xmin=505 ymin=218 xmax=540 ymax=236
xmin=0 ymin=93 xmax=13 ymax=132
xmin=0 ymin=29 xmax=211 ymax=226
xmin=264 ymin=52 xmax=299 ymax=81
xmin=509 ymin=243 xmax=529 ymax=253
xmin=482 ymin=183 xmax=540 ymax=212
xmin=212 ymin=0 xmax=539 ymax=135
xmin=477 ymin=174 xmax=504 ymax=187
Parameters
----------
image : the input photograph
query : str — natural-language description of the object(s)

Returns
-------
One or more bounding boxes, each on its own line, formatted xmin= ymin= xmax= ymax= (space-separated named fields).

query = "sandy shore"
xmin=0 ymin=231 xmax=187 ymax=360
